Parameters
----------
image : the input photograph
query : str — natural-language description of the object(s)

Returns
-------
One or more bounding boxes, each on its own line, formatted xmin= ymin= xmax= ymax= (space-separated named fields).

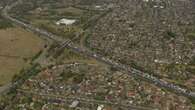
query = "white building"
xmin=56 ymin=18 xmax=76 ymax=25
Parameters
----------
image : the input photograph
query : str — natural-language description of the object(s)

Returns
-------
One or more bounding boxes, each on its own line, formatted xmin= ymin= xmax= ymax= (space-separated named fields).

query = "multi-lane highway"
xmin=2 ymin=0 xmax=195 ymax=100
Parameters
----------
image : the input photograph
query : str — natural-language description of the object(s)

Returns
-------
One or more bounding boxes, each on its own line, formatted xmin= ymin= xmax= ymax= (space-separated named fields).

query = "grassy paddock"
xmin=0 ymin=27 xmax=45 ymax=85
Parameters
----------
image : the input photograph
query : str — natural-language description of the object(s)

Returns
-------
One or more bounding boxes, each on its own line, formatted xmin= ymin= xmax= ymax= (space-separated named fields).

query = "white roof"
xmin=97 ymin=105 xmax=104 ymax=110
xmin=69 ymin=100 xmax=79 ymax=108
xmin=143 ymin=0 xmax=149 ymax=2
xmin=95 ymin=5 xmax=101 ymax=8
xmin=56 ymin=18 xmax=76 ymax=25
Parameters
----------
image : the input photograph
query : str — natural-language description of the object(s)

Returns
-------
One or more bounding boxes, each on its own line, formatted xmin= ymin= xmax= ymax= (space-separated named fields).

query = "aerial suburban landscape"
xmin=0 ymin=0 xmax=195 ymax=110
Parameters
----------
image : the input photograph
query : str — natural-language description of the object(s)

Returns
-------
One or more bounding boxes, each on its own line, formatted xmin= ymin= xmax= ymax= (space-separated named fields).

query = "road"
xmin=2 ymin=0 xmax=195 ymax=100
xmin=17 ymin=89 xmax=158 ymax=110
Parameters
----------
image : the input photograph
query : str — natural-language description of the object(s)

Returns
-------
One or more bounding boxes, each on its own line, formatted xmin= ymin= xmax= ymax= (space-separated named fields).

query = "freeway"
xmin=2 ymin=0 xmax=195 ymax=100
